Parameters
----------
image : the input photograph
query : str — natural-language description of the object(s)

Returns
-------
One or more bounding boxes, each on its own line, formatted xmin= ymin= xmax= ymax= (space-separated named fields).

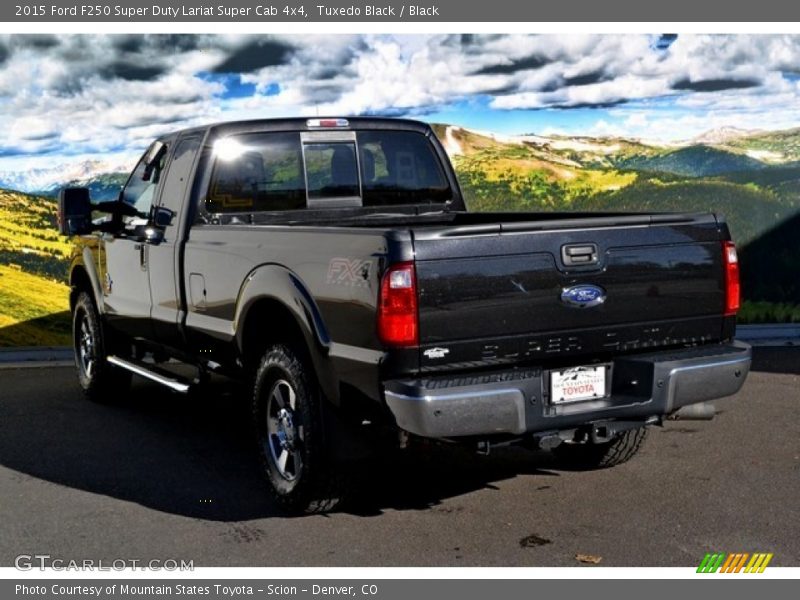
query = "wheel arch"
xmin=234 ymin=265 xmax=339 ymax=405
xmin=69 ymin=247 xmax=104 ymax=313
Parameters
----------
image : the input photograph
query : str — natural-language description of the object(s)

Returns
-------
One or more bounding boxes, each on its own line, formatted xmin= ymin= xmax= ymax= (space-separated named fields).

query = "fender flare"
xmin=69 ymin=247 xmax=105 ymax=314
xmin=233 ymin=264 xmax=339 ymax=404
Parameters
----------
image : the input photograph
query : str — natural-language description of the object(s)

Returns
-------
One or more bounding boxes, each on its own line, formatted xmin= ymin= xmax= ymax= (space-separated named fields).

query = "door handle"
xmin=561 ymin=243 xmax=599 ymax=267
xmin=134 ymin=243 xmax=147 ymax=270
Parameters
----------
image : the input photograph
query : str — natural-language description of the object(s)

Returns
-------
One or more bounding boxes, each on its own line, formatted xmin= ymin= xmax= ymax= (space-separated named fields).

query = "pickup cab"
xmin=59 ymin=117 xmax=752 ymax=512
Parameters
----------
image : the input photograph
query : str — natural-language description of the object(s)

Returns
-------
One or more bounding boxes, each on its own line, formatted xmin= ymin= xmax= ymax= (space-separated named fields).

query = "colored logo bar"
xmin=697 ymin=552 xmax=773 ymax=573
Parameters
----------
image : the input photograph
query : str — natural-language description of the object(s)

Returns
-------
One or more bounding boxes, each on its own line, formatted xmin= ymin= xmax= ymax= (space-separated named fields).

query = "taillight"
xmin=377 ymin=262 xmax=418 ymax=347
xmin=723 ymin=241 xmax=740 ymax=316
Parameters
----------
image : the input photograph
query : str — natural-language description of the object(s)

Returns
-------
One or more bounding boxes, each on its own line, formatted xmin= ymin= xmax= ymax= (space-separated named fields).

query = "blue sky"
xmin=2 ymin=34 xmax=800 ymax=174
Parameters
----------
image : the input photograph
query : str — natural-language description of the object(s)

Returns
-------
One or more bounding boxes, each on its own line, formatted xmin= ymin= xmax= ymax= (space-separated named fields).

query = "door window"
xmin=159 ymin=135 xmax=202 ymax=217
xmin=121 ymin=143 xmax=168 ymax=225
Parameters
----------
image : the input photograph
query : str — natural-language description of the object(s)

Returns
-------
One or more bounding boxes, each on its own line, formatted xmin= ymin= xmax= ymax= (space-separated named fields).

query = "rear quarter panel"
xmin=182 ymin=225 xmax=397 ymax=399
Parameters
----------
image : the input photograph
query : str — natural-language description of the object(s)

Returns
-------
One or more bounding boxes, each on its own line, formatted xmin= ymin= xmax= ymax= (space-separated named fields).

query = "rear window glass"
xmin=304 ymin=142 xmax=360 ymax=201
xmin=206 ymin=132 xmax=305 ymax=213
xmin=358 ymin=131 xmax=451 ymax=206
xmin=205 ymin=129 xmax=452 ymax=214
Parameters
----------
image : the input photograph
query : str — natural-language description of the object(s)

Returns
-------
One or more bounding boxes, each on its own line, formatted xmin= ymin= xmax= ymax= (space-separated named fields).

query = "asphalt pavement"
xmin=0 ymin=348 xmax=798 ymax=567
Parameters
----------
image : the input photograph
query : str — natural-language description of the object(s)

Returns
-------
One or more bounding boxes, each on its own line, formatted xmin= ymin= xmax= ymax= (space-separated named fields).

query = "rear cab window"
xmin=203 ymin=128 xmax=452 ymax=218
xmin=358 ymin=130 xmax=450 ymax=206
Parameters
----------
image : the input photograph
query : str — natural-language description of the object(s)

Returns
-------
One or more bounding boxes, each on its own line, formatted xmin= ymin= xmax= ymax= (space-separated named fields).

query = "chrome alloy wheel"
xmin=77 ymin=314 xmax=95 ymax=379
xmin=265 ymin=379 xmax=303 ymax=481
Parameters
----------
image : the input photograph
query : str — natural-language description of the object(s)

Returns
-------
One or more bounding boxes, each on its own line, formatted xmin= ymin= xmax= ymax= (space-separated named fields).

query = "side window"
xmin=121 ymin=144 xmax=168 ymax=224
xmin=206 ymin=133 xmax=305 ymax=213
xmin=159 ymin=135 xmax=202 ymax=217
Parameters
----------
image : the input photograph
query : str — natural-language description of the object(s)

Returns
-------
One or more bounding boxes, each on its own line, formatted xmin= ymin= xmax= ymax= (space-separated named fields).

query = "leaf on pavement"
xmin=575 ymin=553 xmax=603 ymax=564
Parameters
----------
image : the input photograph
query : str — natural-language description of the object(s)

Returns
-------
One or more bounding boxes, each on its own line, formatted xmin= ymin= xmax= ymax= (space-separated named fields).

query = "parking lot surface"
xmin=1 ymin=349 xmax=798 ymax=567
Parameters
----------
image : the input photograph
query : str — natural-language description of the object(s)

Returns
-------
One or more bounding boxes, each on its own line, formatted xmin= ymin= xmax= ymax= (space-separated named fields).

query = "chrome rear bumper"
xmin=384 ymin=341 xmax=751 ymax=439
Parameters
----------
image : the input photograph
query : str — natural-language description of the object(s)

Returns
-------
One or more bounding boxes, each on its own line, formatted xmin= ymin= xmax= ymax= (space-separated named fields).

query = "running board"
xmin=107 ymin=355 xmax=191 ymax=393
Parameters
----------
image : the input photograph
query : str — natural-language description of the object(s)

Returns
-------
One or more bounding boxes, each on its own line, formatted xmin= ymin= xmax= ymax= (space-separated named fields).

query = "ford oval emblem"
xmin=561 ymin=284 xmax=606 ymax=308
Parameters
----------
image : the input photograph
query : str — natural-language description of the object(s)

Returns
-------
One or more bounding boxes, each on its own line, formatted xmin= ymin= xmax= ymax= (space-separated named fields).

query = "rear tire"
xmin=252 ymin=344 xmax=344 ymax=514
xmin=553 ymin=427 xmax=649 ymax=470
xmin=72 ymin=291 xmax=131 ymax=403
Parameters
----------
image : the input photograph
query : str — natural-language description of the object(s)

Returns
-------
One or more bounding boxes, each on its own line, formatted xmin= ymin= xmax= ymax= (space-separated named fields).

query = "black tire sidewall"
xmin=72 ymin=291 xmax=130 ymax=401
xmin=252 ymin=345 xmax=322 ymax=505
xmin=73 ymin=292 xmax=106 ymax=391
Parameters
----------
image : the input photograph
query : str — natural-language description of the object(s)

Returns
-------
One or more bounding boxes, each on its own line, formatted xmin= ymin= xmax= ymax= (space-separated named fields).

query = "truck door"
xmin=100 ymin=142 xmax=169 ymax=340
xmin=148 ymin=133 xmax=203 ymax=347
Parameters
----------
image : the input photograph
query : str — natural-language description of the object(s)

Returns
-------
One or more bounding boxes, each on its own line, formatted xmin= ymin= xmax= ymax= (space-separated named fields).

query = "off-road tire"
xmin=252 ymin=344 xmax=344 ymax=514
xmin=72 ymin=291 xmax=131 ymax=402
xmin=553 ymin=427 xmax=649 ymax=470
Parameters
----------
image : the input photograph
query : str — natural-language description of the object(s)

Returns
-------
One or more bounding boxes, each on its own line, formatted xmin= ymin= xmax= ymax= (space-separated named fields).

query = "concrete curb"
xmin=0 ymin=346 xmax=74 ymax=368
xmin=736 ymin=324 xmax=800 ymax=347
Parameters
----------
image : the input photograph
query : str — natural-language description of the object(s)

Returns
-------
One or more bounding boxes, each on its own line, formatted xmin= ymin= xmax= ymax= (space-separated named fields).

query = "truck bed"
xmin=187 ymin=209 xmax=732 ymax=379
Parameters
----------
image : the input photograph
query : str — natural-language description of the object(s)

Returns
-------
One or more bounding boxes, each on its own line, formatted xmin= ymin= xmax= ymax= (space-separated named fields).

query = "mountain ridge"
xmin=0 ymin=158 xmax=132 ymax=196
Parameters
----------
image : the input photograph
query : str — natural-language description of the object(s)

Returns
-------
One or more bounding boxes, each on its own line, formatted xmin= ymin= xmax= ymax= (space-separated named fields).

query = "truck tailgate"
xmin=412 ymin=213 xmax=727 ymax=370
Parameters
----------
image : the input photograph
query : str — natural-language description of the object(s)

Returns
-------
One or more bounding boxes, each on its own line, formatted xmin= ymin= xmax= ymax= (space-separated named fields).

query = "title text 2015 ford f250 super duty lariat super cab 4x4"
xmin=58 ymin=117 xmax=751 ymax=513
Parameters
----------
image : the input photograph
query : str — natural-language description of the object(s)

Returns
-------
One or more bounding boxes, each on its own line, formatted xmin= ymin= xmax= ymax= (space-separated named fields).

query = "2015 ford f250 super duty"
xmin=59 ymin=117 xmax=751 ymax=512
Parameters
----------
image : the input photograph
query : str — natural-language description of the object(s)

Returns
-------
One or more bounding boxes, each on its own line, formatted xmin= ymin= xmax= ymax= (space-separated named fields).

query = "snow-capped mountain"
xmin=0 ymin=159 xmax=133 ymax=195
xmin=690 ymin=126 xmax=762 ymax=145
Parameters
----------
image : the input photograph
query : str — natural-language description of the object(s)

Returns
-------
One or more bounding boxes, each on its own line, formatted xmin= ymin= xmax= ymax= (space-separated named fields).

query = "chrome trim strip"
xmin=107 ymin=355 xmax=190 ymax=393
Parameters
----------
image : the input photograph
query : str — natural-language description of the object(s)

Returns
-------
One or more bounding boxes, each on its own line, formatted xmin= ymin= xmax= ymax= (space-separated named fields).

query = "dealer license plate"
xmin=550 ymin=365 xmax=607 ymax=404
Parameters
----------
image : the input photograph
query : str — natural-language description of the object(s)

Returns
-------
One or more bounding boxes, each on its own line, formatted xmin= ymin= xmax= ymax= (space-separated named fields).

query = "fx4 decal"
xmin=326 ymin=258 xmax=372 ymax=288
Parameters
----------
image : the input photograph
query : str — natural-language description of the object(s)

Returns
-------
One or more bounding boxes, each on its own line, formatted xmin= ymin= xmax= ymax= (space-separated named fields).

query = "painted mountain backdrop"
xmin=434 ymin=124 xmax=800 ymax=247
xmin=1 ymin=124 xmax=799 ymax=346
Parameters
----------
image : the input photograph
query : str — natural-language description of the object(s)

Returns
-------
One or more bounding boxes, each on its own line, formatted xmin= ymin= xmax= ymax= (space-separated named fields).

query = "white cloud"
xmin=1 ymin=33 xmax=800 ymax=164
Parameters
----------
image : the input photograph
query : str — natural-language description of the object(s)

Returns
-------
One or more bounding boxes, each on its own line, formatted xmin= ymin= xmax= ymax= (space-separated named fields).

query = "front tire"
xmin=72 ymin=291 xmax=131 ymax=402
xmin=252 ymin=345 xmax=343 ymax=514
xmin=553 ymin=427 xmax=649 ymax=470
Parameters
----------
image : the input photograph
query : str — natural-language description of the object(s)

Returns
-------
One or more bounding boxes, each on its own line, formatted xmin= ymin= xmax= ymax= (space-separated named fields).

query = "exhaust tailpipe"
xmin=669 ymin=402 xmax=716 ymax=421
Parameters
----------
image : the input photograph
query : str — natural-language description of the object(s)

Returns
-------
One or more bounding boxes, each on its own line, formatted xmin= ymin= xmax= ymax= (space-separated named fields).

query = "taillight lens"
xmin=377 ymin=262 xmax=418 ymax=347
xmin=723 ymin=241 xmax=740 ymax=316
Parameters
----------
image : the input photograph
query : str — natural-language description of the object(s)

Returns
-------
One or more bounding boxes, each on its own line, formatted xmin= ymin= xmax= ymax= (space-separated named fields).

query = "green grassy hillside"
xmin=618 ymin=145 xmax=767 ymax=177
xmin=726 ymin=128 xmax=800 ymax=162
xmin=444 ymin=126 xmax=798 ymax=246
xmin=0 ymin=265 xmax=71 ymax=346
xmin=0 ymin=189 xmax=71 ymax=346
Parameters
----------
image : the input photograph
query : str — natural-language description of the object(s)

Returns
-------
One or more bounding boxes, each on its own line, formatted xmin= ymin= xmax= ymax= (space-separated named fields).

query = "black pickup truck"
xmin=59 ymin=117 xmax=751 ymax=512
